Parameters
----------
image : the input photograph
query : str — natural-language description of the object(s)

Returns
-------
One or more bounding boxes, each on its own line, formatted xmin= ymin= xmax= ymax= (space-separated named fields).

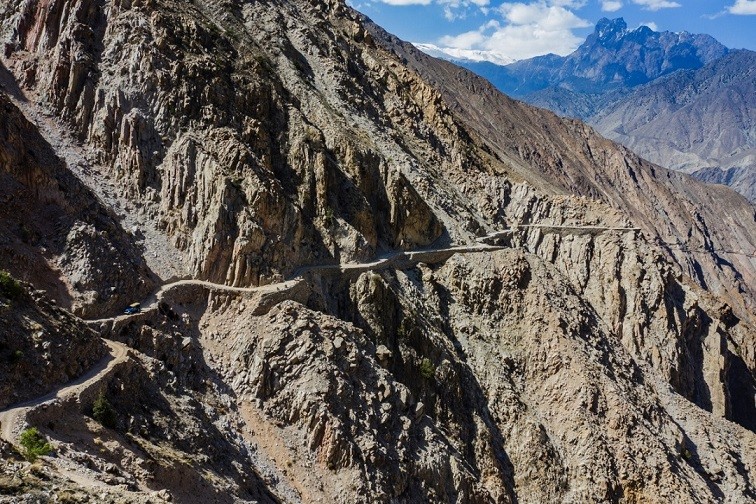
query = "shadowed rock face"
xmin=0 ymin=92 xmax=156 ymax=317
xmin=0 ymin=277 xmax=105 ymax=409
xmin=0 ymin=0 xmax=754 ymax=502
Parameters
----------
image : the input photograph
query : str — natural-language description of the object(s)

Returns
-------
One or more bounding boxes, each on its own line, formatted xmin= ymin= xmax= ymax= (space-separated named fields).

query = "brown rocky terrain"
xmin=0 ymin=0 xmax=754 ymax=502
xmin=0 ymin=272 xmax=104 ymax=409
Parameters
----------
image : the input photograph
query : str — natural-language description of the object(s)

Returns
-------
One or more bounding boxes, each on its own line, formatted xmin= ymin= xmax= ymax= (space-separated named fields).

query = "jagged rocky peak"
xmin=467 ymin=15 xmax=730 ymax=102
xmin=593 ymin=17 xmax=629 ymax=44
xmin=0 ymin=0 xmax=755 ymax=502
xmin=570 ymin=17 xmax=728 ymax=87
xmin=589 ymin=16 xmax=721 ymax=56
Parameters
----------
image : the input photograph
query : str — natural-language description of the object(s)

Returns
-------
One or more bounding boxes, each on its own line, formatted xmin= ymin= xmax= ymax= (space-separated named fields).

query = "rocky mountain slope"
xmin=0 ymin=0 xmax=754 ymax=502
xmin=591 ymin=50 xmax=756 ymax=202
xmin=0 ymin=271 xmax=105 ymax=410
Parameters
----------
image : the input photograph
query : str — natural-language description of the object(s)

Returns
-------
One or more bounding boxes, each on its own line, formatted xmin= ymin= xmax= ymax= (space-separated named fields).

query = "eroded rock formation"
xmin=0 ymin=0 xmax=754 ymax=502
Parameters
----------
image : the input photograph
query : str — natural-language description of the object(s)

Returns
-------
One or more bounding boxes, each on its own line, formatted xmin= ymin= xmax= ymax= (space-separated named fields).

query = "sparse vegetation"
xmin=0 ymin=270 xmax=22 ymax=300
xmin=323 ymin=206 xmax=335 ymax=228
xmin=9 ymin=349 xmax=24 ymax=365
xmin=419 ymin=358 xmax=435 ymax=380
xmin=19 ymin=427 xmax=53 ymax=461
xmin=92 ymin=392 xmax=118 ymax=429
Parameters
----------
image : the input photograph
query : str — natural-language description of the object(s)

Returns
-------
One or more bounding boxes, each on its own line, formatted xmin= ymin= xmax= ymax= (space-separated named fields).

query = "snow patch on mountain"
xmin=413 ymin=43 xmax=516 ymax=66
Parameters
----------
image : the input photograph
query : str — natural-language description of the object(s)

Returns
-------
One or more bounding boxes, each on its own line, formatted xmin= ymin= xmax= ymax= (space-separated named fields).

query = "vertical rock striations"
xmin=0 ymin=0 xmax=754 ymax=502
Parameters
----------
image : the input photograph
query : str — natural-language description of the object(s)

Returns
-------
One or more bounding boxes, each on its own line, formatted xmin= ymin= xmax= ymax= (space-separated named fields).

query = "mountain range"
xmin=0 ymin=1 xmax=754 ymax=502
xmin=592 ymin=49 xmax=756 ymax=201
xmin=438 ymin=18 xmax=755 ymax=202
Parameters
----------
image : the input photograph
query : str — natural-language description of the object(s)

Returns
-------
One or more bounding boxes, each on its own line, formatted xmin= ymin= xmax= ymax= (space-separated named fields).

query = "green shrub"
xmin=323 ymin=206 xmax=334 ymax=228
xmin=9 ymin=349 xmax=24 ymax=364
xmin=0 ymin=270 xmax=22 ymax=300
xmin=92 ymin=392 xmax=117 ymax=429
xmin=19 ymin=427 xmax=53 ymax=461
xmin=419 ymin=358 xmax=435 ymax=380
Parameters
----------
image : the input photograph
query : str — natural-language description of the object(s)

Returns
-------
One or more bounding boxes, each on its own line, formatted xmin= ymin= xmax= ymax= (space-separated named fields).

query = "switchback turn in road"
xmin=0 ymin=340 xmax=130 ymax=443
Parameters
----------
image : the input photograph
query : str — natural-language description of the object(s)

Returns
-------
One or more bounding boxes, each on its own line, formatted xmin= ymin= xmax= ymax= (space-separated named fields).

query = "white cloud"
xmin=601 ymin=1 xmax=623 ymax=12
xmin=376 ymin=0 xmax=433 ymax=4
xmin=728 ymin=0 xmax=756 ymax=14
xmin=436 ymin=1 xmax=591 ymax=61
xmin=414 ymin=42 xmax=516 ymax=65
xmin=373 ymin=0 xmax=490 ymax=20
xmin=440 ymin=29 xmax=488 ymax=48
xmin=639 ymin=20 xmax=658 ymax=30
xmin=631 ymin=0 xmax=681 ymax=10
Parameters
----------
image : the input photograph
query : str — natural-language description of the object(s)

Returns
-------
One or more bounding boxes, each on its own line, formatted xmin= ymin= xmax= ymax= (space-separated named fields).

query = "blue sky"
xmin=347 ymin=1 xmax=756 ymax=60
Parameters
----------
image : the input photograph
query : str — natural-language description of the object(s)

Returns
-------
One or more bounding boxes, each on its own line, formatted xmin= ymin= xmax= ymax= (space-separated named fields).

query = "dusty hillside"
xmin=0 ymin=0 xmax=754 ymax=502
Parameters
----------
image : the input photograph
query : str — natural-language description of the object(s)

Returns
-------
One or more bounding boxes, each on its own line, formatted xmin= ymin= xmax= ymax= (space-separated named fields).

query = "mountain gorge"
xmin=0 ymin=1 xmax=755 ymax=502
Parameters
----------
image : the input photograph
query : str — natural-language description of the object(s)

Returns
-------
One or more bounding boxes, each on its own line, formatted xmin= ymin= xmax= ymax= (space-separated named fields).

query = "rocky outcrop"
xmin=207 ymin=300 xmax=511 ymax=502
xmin=0 ymin=275 xmax=105 ymax=409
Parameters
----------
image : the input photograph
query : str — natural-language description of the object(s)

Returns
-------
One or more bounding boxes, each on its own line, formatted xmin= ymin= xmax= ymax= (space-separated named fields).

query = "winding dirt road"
xmin=0 ymin=340 xmax=130 ymax=443
xmin=0 ymin=223 xmax=638 ymax=445
xmin=86 ymin=224 xmax=640 ymax=324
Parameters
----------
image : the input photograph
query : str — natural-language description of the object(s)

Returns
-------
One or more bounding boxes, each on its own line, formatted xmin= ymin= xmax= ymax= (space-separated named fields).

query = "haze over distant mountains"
xmin=592 ymin=50 xmax=756 ymax=201
xmin=419 ymin=18 xmax=756 ymax=202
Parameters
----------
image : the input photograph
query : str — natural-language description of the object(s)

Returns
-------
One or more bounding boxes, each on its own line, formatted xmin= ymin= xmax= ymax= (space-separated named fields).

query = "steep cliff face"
xmin=1 ymin=0 xmax=446 ymax=289
xmin=0 ymin=91 xmax=155 ymax=317
xmin=0 ymin=0 xmax=754 ymax=503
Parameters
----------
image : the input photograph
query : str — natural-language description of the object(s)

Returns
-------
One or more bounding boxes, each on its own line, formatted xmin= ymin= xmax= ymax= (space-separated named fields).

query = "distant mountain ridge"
xmin=591 ymin=49 xmax=756 ymax=201
xmin=428 ymin=18 xmax=755 ymax=201
xmin=457 ymin=17 xmax=729 ymax=112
